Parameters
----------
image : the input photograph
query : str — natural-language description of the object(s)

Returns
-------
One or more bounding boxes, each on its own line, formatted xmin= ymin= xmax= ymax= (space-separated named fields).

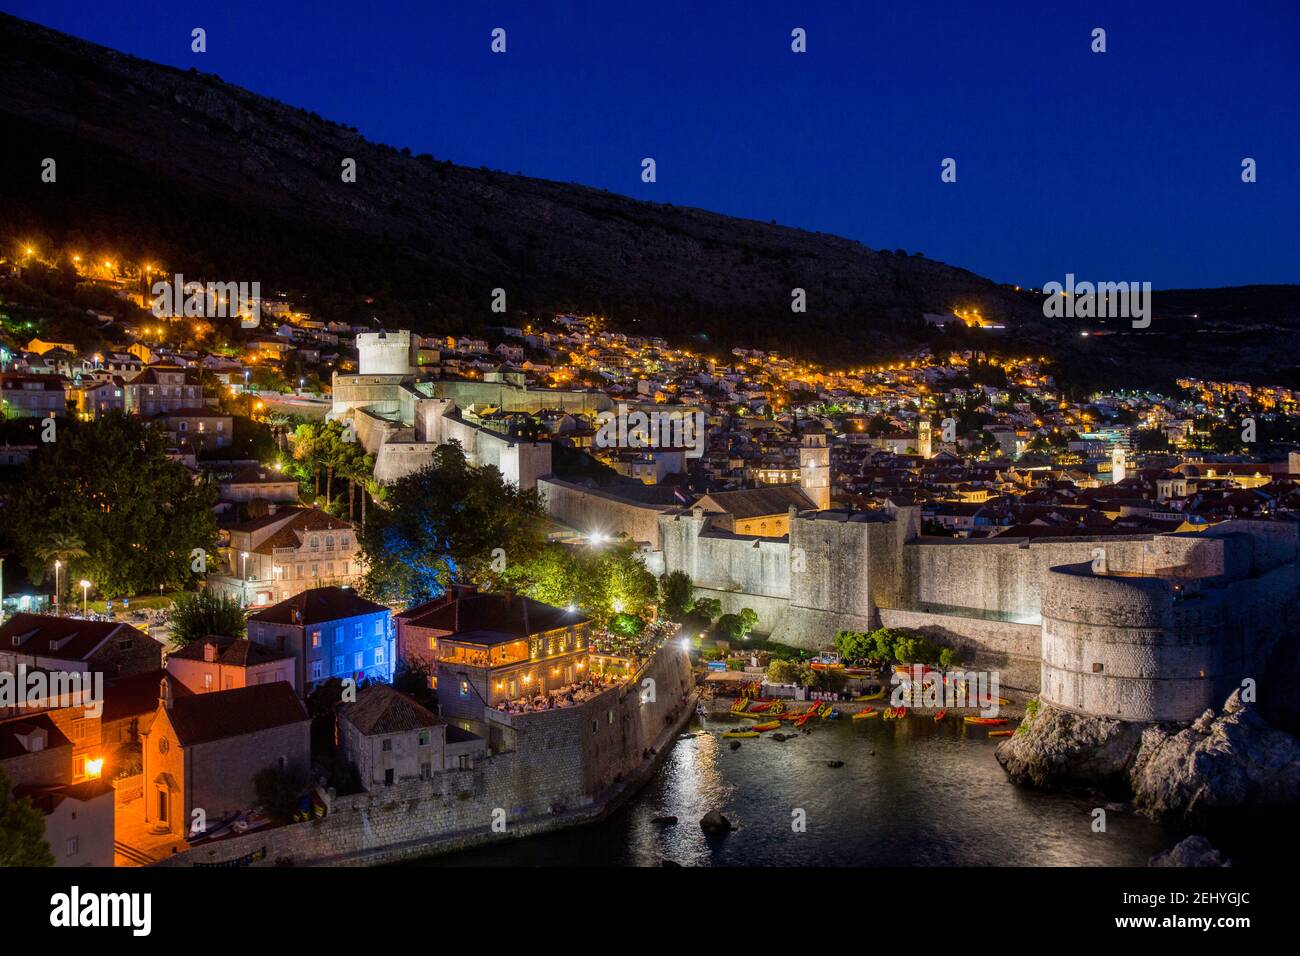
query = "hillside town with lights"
xmin=2 ymin=245 xmax=1299 ymax=869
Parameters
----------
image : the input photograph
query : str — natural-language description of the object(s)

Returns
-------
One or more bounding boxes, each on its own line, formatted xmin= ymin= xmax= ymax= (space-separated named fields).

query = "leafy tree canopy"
xmin=0 ymin=768 xmax=53 ymax=866
xmin=168 ymin=590 xmax=247 ymax=647
xmin=360 ymin=442 xmax=548 ymax=605
xmin=8 ymin=413 xmax=217 ymax=598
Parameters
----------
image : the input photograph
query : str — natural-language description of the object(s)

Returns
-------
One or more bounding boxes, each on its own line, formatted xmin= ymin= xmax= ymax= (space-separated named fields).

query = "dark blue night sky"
xmin=7 ymin=0 xmax=1297 ymax=288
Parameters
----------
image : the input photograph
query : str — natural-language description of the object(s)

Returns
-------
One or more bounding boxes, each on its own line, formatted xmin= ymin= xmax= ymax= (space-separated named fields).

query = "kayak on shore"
xmin=963 ymin=716 xmax=1008 ymax=726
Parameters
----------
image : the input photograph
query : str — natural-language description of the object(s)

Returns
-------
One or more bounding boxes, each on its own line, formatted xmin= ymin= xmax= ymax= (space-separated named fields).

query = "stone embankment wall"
xmin=153 ymin=643 xmax=694 ymax=867
xmin=541 ymin=478 xmax=676 ymax=549
xmin=877 ymin=608 xmax=1041 ymax=693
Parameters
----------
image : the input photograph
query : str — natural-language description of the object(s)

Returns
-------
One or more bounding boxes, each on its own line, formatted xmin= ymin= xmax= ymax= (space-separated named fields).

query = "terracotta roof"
xmin=229 ymin=507 xmax=352 ymax=548
xmin=0 ymin=614 xmax=146 ymax=663
xmin=697 ymin=485 xmax=816 ymax=519
xmin=162 ymin=682 xmax=307 ymax=747
xmin=0 ymin=714 xmax=71 ymax=760
xmin=397 ymin=590 xmax=583 ymax=644
xmin=339 ymin=684 xmax=441 ymax=736
xmin=168 ymin=636 xmax=294 ymax=666
xmin=257 ymin=511 xmax=354 ymax=554
xmin=101 ymin=669 xmax=193 ymax=723
xmin=247 ymin=586 xmax=386 ymax=627
xmin=14 ymin=779 xmax=116 ymax=811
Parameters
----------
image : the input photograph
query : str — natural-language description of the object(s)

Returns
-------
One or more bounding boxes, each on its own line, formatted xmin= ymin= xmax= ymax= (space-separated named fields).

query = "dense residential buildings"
xmin=336 ymin=684 xmax=483 ymax=789
xmin=209 ymin=508 xmax=363 ymax=607
xmin=122 ymin=364 xmax=203 ymax=416
xmin=396 ymin=585 xmax=591 ymax=734
xmin=140 ymin=681 xmax=310 ymax=838
xmin=0 ymin=614 xmax=162 ymax=679
xmin=246 ymin=586 xmax=394 ymax=696
xmin=166 ymin=637 xmax=297 ymax=695
xmin=0 ymin=372 xmax=67 ymax=417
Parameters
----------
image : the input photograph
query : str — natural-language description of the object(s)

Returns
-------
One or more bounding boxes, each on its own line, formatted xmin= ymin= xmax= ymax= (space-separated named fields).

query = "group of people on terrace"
xmin=495 ymin=674 xmax=621 ymax=714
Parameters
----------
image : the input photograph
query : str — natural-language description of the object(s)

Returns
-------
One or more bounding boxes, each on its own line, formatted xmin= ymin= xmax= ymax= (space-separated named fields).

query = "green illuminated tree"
xmin=10 ymin=413 xmax=217 ymax=599
xmin=0 ymin=769 xmax=54 ymax=867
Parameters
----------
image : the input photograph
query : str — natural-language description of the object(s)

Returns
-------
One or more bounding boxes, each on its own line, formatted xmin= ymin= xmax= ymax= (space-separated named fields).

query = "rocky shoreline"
xmin=996 ymin=690 xmax=1300 ymax=837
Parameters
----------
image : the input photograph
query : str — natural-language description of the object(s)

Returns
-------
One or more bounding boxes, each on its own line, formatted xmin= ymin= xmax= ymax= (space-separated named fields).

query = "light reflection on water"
xmin=427 ymin=715 xmax=1177 ymax=867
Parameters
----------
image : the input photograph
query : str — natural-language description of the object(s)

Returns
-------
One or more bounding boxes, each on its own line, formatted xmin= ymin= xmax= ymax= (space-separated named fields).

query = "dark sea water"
xmin=423 ymin=714 xmax=1188 ymax=867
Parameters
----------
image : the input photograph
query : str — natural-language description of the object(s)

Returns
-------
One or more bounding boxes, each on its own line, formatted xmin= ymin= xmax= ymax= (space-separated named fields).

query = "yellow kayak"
xmin=751 ymin=720 xmax=780 ymax=732
xmin=853 ymin=689 xmax=886 ymax=702
xmin=851 ymin=707 xmax=877 ymax=720
xmin=988 ymin=729 xmax=1014 ymax=737
xmin=722 ymin=730 xmax=759 ymax=738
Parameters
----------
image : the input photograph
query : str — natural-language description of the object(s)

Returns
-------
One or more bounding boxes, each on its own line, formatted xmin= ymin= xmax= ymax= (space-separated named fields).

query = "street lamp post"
xmin=80 ymin=580 xmax=91 ymax=617
xmin=54 ymin=560 xmax=61 ymax=612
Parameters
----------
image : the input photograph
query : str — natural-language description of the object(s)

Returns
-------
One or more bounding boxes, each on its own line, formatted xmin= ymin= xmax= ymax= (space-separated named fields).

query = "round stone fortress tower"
xmin=1040 ymin=542 xmax=1297 ymax=722
xmin=357 ymin=330 xmax=418 ymax=376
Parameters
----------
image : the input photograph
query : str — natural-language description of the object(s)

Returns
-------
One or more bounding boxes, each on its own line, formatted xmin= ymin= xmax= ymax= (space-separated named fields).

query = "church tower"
xmin=917 ymin=419 xmax=933 ymax=459
xmin=1111 ymin=444 xmax=1128 ymax=484
xmin=799 ymin=428 xmax=831 ymax=510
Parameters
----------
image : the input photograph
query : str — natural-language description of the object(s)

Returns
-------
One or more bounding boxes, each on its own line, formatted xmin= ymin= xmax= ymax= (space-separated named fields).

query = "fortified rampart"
xmin=1039 ymin=523 xmax=1300 ymax=721
xmin=652 ymin=503 xmax=1299 ymax=719
xmin=539 ymin=478 xmax=677 ymax=549
xmin=153 ymin=643 xmax=694 ymax=867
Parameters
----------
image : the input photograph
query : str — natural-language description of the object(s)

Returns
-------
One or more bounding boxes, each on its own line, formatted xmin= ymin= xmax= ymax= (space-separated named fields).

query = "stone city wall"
xmin=153 ymin=643 xmax=694 ymax=867
xmin=877 ymin=608 xmax=1042 ymax=693
xmin=1040 ymin=558 xmax=1299 ymax=722
xmin=542 ymin=478 xmax=675 ymax=548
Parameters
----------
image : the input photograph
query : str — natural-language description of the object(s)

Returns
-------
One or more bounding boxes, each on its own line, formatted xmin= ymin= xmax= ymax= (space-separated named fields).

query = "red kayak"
xmin=934 ymin=709 xmax=946 ymax=722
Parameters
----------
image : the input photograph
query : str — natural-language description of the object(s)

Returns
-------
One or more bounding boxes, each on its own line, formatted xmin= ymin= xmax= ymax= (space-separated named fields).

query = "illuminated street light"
xmin=80 ymin=580 xmax=91 ymax=617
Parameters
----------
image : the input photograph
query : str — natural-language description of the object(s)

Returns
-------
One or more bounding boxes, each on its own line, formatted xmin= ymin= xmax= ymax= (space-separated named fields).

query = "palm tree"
xmin=291 ymin=423 xmax=322 ymax=498
xmin=265 ymin=413 xmax=293 ymax=452
xmin=33 ymin=533 xmax=89 ymax=609
xmin=360 ymin=475 xmax=384 ymax=530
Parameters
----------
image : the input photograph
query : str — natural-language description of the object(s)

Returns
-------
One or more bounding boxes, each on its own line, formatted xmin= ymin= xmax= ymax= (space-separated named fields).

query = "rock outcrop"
xmin=994 ymin=704 xmax=1146 ymax=794
xmin=1149 ymin=835 xmax=1230 ymax=867
xmin=998 ymin=691 xmax=1300 ymax=827
xmin=1130 ymin=690 xmax=1300 ymax=827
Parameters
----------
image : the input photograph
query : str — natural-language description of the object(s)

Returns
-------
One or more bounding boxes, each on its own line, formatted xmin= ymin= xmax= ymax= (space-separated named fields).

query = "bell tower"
xmin=799 ymin=428 xmax=831 ymax=510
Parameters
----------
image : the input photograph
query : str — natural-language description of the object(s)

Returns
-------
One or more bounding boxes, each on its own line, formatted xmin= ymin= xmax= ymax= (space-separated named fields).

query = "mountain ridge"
xmin=1 ymin=12 xmax=1297 ymax=386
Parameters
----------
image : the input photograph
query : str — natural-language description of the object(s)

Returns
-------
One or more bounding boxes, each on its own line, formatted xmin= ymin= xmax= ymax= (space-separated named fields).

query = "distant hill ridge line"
xmin=0 ymin=11 xmax=1296 ymax=382
xmin=0 ymin=13 xmax=1050 ymax=352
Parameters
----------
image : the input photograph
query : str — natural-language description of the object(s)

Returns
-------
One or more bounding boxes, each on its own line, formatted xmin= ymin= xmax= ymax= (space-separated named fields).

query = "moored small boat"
xmin=963 ymin=716 xmax=1008 ymax=726
xmin=988 ymin=729 xmax=1014 ymax=737
xmin=851 ymin=707 xmax=876 ymax=720
xmin=934 ymin=709 xmax=946 ymax=722
xmin=722 ymin=730 xmax=759 ymax=738
xmin=750 ymin=720 xmax=780 ymax=731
